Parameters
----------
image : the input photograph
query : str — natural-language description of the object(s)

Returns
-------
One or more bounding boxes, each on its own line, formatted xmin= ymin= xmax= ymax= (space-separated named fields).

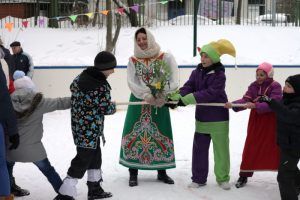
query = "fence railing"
xmin=0 ymin=0 xmax=299 ymax=28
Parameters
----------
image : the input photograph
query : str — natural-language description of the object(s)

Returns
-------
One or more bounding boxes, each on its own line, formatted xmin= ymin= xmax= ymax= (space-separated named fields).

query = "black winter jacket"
xmin=269 ymin=96 xmax=300 ymax=149
xmin=0 ymin=63 xmax=18 ymax=136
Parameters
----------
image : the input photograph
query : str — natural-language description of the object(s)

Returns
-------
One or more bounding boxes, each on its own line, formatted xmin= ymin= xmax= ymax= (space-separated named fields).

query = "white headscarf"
xmin=134 ymin=28 xmax=161 ymax=59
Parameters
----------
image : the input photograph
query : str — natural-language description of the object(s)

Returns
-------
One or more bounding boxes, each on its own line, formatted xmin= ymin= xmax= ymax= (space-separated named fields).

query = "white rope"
xmin=116 ymin=101 xmax=246 ymax=107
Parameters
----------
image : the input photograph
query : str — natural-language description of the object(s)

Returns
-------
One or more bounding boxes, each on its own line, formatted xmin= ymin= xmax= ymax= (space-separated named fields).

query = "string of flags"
xmin=3 ymin=0 xmax=183 ymax=32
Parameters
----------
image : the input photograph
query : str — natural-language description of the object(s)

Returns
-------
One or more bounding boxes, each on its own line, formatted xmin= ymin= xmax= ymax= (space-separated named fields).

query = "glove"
xmin=144 ymin=94 xmax=156 ymax=106
xmin=258 ymin=95 xmax=272 ymax=103
xmin=180 ymin=93 xmax=197 ymax=106
xmin=165 ymin=98 xmax=178 ymax=109
xmin=168 ymin=90 xmax=182 ymax=101
xmin=9 ymin=134 xmax=19 ymax=150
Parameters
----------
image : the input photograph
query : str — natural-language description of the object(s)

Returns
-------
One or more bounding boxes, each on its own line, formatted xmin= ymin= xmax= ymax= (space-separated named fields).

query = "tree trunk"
xmin=111 ymin=0 xmax=138 ymax=27
xmin=92 ymin=0 xmax=100 ymax=27
xmin=127 ymin=0 xmax=139 ymax=26
xmin=106 ymin=0 xmax=122 ymax=52
xmin=236 ymin=0 xmax=242 ymax=24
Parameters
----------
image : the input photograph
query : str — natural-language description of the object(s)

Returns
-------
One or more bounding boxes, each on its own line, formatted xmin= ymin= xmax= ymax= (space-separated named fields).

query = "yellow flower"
xmin=154 ymin=82 xmax=161 ymax=89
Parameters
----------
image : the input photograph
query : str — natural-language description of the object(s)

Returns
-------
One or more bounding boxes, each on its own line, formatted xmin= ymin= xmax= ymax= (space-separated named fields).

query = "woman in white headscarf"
xmin=119 ymin=27 xmax=179 ymax=187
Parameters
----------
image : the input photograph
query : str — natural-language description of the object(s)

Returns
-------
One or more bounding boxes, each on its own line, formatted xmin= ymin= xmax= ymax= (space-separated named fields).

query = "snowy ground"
xmin=12 ymin=108 xmax=281 ymax=200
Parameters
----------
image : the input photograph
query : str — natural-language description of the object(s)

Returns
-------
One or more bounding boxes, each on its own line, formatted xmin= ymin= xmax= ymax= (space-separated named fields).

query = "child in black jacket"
xmin=260 ymin=74 xmax=300 ymax=200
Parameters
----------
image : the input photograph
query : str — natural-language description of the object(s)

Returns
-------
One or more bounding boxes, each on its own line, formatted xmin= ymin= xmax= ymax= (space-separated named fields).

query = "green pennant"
xmin=69 ymin=15 xmax=78 ymax=22
xmin=160 ymin=0 xmax=168 ymax=5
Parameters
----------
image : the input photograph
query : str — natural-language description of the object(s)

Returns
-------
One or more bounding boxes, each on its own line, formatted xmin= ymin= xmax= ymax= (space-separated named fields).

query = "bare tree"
xmin=111 ymin=0 xmax=139 ymax=26
xmin=106 ymin=0 xmax=121 ymax=52
xmin=92 ymin=0 xmax=100 ymax=27
xmin=236 ymin=0 xmax=242 ymax=24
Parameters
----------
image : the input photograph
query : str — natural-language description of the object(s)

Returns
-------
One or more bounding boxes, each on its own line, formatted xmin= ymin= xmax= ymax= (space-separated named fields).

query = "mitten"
xmin=258 ymin=95 xmax=271 ymax=103
xmin=9 ymin=134 xmax=20 ymax=150
xmin=180 ymin=93 xmax=197 ymax=106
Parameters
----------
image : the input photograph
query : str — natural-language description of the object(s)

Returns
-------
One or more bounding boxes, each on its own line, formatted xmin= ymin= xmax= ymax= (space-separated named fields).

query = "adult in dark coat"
xmin=260 ymin=74 xmax=300 ymax=200
xmin=0 ymin=61 xmax=19 ymax=199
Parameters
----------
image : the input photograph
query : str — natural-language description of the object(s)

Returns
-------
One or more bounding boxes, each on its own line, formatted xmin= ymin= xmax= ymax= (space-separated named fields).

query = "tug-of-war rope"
xmin=116 ymin=101 xmax=246 ymax=107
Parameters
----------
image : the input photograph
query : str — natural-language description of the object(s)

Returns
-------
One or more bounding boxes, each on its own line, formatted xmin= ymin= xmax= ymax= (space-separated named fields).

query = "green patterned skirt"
xmin=119 ymin=94 xmax=176 ymax=170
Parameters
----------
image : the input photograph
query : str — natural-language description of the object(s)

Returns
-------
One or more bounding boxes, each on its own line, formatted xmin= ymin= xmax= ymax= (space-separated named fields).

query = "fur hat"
xmin=14 ymin=74 xmax=36 ymax=92
xmin=200 ymin=39 xmax=236 ymax=63
xmin=13 ymin=70 xmax=25 ymax=80
xmin=286 ymin=74 xmax=300 ymax=95
xmin=257 ymin=62 xmax=274 ymax=78
xmin=94 ymin=51 xmax=117 ymax=71
xmin=10 ymin=41 xmax=21 ymax=47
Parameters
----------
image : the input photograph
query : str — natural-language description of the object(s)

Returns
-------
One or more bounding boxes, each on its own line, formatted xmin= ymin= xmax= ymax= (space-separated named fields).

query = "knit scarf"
xmin=133 ymin=28 xmax=161 ymax=59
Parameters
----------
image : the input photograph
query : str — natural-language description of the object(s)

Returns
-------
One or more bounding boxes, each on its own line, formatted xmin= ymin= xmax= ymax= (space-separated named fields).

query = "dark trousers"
xmin=7 ymin=158 xmax=62 ymax=193
xmin=277 ymin=148 xmax=300 ymax=200
xmin=129 ymin=168 xmax=167 ymax=176
xmin=67 ymin=144 xmax=102 ymax=179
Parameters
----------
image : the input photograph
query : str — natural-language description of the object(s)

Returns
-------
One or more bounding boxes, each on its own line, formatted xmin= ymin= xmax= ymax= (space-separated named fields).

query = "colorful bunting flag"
xmin=69 ymin=15 xmax=78 ymax=22
xmin=86 ymin=12 xmax=94 ymax=19
xmin=38 ymin=18 xmax=45 ymax=26
xmin=117 ymin=8 xmax=125 ymax=15
xmin=130 ymin=5 xmax=139 ymax=13
xmin=5 ymin=23 xmax=13 ymax=32
xmin=22 ymin=21 xmax=29 ymax=28
xmin=160 ymin=1 xmax=168 ymax=5
xmin=100 ymin=10 xmax=109 ymax=15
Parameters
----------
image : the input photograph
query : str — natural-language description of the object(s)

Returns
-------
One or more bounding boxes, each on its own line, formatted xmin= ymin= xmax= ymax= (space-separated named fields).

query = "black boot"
xmin=11 ymin=177 xmax=30 ymax=197
xmin=157 ymin=170 xmax=174 ymax=184
xmin=129 ymin=168 xmax=138 ymax=187
xmin=53 ymin=194 xmax=75 ymax=200
xmin=235 ymin=176 xmax=248 ymax=188
xmin=87 ymin=181 xmax=112 ymax=200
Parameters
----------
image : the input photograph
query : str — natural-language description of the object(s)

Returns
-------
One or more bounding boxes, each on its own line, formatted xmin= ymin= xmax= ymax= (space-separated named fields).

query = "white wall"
xmin=33 ymin=68 xmax=299 ymax=104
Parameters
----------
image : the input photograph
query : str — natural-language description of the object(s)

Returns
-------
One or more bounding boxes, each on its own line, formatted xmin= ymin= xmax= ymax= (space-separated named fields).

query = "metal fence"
xmin=0 ymin=0 xmax=299 ymax=28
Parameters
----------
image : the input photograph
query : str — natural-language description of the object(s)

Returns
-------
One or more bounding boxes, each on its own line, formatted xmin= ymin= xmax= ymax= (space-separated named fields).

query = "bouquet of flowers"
xmin=147 ymin=60 xmax=171 ymax=98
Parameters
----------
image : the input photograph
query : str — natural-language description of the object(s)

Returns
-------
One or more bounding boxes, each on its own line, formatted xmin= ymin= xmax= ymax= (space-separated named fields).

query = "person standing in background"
xmin=10 ymin=41 xmax=34 ymax=79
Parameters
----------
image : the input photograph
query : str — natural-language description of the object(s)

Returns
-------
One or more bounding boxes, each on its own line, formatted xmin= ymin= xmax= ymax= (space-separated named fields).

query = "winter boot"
xmin=53 ymin=194 xmax=75 ymax=200
xmin=0 ymin=194 xmax=14 ymax=200
xmin=157 ymin=170 xmax=174 ymax=184
xmin=10 ymin=178 xmax=30 ymax=197
xmin=87 ymin=181 xmax=112 ymax=200
xmin=129 ymin=169 xmax=138 ymax=187
xmin=235 ymin=176 xmax=248 ymax=188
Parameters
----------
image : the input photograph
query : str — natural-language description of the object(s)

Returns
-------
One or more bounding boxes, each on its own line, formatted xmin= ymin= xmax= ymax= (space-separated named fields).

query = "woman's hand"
xmin=144 ymin=94 xmax=156 ymax=106
xmin=224 ymin=102 xmax=233 ymax=109
xmin=244 ymin=102 xmax=256 ymax=109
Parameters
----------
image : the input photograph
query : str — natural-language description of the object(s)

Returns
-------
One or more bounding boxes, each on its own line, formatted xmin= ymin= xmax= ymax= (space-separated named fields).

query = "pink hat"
xmin=257 ymin=62 xmax=274 ymax=78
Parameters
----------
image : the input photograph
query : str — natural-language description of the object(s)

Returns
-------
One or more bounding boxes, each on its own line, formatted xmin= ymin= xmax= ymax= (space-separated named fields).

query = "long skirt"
xmin=119 ymin=94 xmax=176 ymax=170
xmin=240 ymin=110 xmax=279 ymax=172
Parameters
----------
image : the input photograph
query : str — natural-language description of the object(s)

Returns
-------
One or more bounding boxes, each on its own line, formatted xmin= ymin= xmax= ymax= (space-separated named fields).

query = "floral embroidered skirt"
xmin=119 ymin=94 xmax=176 ymax=170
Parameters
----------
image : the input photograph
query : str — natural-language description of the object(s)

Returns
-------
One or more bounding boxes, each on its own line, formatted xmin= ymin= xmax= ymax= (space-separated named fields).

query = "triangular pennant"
xmin=69 ymin=15 xmax=78 ymax=22
xmin=5 ymin=22 xmax=13 ymax=32
xmin=100 ymin=10 xmax=109 ymax=15
xmin=130 ymin=5 xmax=139 ymax=13
xmin=117 ymin=8 xmax=125 ymax=15
xmin=38 ymin=18 xmax=45 ymax=26
xmin=86 ymin=12 xmax=94 ymax=19
xmin=22 ymin=21 xmax=29 ymax=28
xmin=160 ymin=1 xmax=168 ymax=5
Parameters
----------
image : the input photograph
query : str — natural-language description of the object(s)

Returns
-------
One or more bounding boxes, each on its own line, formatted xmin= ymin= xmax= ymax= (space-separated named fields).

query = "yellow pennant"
xmin=86 ymin=12 xmax=94 ymax=19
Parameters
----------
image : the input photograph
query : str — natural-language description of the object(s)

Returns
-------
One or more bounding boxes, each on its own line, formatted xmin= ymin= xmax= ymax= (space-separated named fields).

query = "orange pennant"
xmin=100 ymin=10 xmax=109 ymax=15
xmin=5 ymin=22 xmax=14 ymax=32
